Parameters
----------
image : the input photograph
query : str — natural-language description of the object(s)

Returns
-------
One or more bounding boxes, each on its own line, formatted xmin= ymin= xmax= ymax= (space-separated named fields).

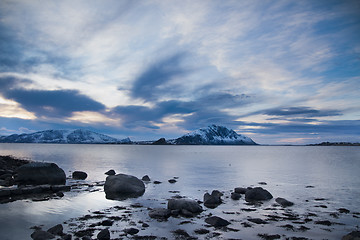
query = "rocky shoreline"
xmin=1 ymin=155 xmax=359 ymax=240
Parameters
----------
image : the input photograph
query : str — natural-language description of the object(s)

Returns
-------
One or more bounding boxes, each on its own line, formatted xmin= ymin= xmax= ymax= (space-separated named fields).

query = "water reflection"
xmin=0 ymin=144 xmax=359 ymax=239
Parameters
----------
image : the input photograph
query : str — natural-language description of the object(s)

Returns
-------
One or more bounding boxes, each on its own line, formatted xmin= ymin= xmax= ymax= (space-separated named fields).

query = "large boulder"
xmin=245 ymin=187 xmax=273 ymax=202
xmin=17 ymin=162 xmax=66 ymax=185
xmin=168 ymin=198 xmax=203 ymax=214
xmin=104 ymin=174 xmax=145 ymax=200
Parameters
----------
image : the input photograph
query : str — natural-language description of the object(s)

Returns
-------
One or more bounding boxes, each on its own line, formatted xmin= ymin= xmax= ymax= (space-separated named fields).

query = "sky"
xmin=0 ymin=0 xmax=359 ymax=144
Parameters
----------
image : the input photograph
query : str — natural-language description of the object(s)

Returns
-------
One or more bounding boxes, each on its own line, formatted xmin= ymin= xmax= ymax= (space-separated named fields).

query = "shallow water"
xmin=0 ymin=144 xmax=359 ymax=239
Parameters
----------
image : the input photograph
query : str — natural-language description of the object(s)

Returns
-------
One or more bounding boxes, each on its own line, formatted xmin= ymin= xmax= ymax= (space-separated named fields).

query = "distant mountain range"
xmin=0 ymin=125 xmax=257 ymax=145
xmin=0 ymin=129 xmax=131 ymax=144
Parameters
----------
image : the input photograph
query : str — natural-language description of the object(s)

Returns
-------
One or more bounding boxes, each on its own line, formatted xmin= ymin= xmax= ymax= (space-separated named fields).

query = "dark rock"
xmin=153 ymin=181 xmax=161 ymax=184
xmin=142 ymin=223 xmax=149 ymax=228
xmin=62 ymin=234 xmax=72 ymax=240
xmin=74 ymin=228 xmax=95 ymax=237
xmin=149 ymin=208 xmax=171 ymax=219
xmin=342 ymin=231 xmax=360 ymax=240
xmin=56 ymin=191 xmax=64 ymax=197
xmin=31 ymin=230 xmax=55 ymax=240
xmin=168 ymin=198 xmax=203 ymax=213
xmin=105 ymin=169 xmax=115 ymax=175
xmin=17 ymin=162 xmax=66 ymax=185
xmin=99 ymin=220 xmax=113 ymax=226
xmin=104 ymin=174 xmax=145 ymax=200
xmin=241 ymin=208 xmax=257 ymax=212
xmin=258 ymin=233 xmax=281 ymax=240
xmin=248 ymin=218 xmax=268 ymax=224
xmin=168 ymin=179 xmax=177 ymax=183
xmin=142 ymin=175 xmax=150 ymax=181
xmin=258 ymin=182 xmax=267 ymax=185
xmin=205 ymin=216 xmax=231 ymax=227
xmin=51 ymin=185 xmax=71 ymax=192
xmin=245 ymin=187 xmax=273 ymax=202
xmin=231 ymin=192 xmax=241 ymax=200
xmin=339 ymin=208 xmax=350 ymax=214
xmin=194 ymin=228 xmax=210 ymax=234
xmin=97 ymin=229 xmax=110 ymax=240
xmin=234 ymin=187 xmax=250 ymax=194
xmin=203 ymin=190 xmax=223 ymax=208
xmin=72 ymin=171 xmax=87 ymax=180
xmin=172 ymin=229 xmax=190 ymax=238
xmin=124 ymin=228 xmax=139 ymax=235
xmin=47 ymin=224 xmax=63 ymax=236
xmin=0 ymin=188 xmax=11 ymax=197
xmin=275 ymin=197 xmax=294 ymax=207
xmin=315 ymin=220 xmax=332 ymax=226
xmin=181 ymin=209 xmax=195 ymax=217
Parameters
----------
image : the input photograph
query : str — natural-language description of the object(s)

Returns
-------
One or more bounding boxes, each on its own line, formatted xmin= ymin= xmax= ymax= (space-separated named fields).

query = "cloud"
xmin=263 ymin=107 xmax=342 ymax=118
xmin=130 ymin=53 xmax=189 ymax=101
xmin=3 ymin=89 xmax=105 ymax=118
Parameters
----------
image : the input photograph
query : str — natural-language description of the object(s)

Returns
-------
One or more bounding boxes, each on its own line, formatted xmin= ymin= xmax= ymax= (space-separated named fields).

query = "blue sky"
xmin=0 ymin=0 xmax=359 ymax=144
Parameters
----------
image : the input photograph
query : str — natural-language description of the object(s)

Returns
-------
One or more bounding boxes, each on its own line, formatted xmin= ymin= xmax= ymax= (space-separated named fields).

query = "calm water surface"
xmin=0 ymin=144 xmax=359 ymax=239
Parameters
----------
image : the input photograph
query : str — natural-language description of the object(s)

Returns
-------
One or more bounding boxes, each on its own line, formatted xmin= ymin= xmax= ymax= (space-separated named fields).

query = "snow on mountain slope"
xmin=0 ymin=129 xmax=129 ymax=144
xmin=174 ymin=125 xmax=256 ymax=145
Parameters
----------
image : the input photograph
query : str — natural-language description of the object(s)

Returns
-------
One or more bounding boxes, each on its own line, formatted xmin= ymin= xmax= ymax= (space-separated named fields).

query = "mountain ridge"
xmin=171 ymin=124 xmax=256 ymax=145
xmin=0 ymin=125 xmax=256 ymax=145
xmin=0 ymin=129 xmax=130 ymax=144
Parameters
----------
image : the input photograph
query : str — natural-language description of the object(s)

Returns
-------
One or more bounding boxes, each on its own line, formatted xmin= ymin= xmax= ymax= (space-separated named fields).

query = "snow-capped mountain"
xmin=173 ymin=125 xmax=256 ymax=145
xmin=0 ymin=129 xmax=131 ymax=144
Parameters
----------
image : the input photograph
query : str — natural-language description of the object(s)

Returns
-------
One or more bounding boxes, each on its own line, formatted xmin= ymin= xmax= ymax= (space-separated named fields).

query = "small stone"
xmin=258 ymin=233 xmax=281 ymax=240
xmin=258 ymin=182 xmax=267 ymax=185
xmin=231 ymin=192 xmax=241 ymax=200
xmin=153 ymin=181 xmax=162 ymax=184
xmin=142 ymin=175 xmax=150 ymax=181
xmin=315 ymin=220 xmax=332 ymax=226
xmin=97 ymin=229 xmax=110 ymax=240
xmin=245 ymin=187 xmax=273 ymax=202
xmin=149 ymin=208 xmax=171 ymax=219
xmin=47 ymin=224 xmax=63 ymax=236
xmin=342 ymin=231 xmax=360 ymax=240
xmin=172 ymin=229 xmax=190 ymax=238
xmin=204 ymin=190 xmax=223 ymax=208
xmin=142 ymin=223 xmax=149 ymax=228
xmin=338 ymin=208 xmax=350 ymax=214
xmin=168 ymin=179 xmax=177 ymax=183
xmin=99 ymin=220 xmax=113 ymax=226
xmin=234 ymin=187 xmax=248 ymax=194
xmin=275 ymin=197 xmax=294 ymax=207
xmin=194 ymin=228 xmax=210 ymax=234
xmin=72 ymin=171 xmax=88 ymax=180
xmin=248 ymin=218 xmax=268 ymax=224
xmin=205 ymin=216 xmax=231 ymax=227
xmin=124 ymin=228 xmax=139 ymax=235
xmin=56 ymin=191 xmax=64 ymax=197
xmin=105 ymin=170 xmax=116 ymax=175
xmin=31 ymin=230 xmax=55 ymax=240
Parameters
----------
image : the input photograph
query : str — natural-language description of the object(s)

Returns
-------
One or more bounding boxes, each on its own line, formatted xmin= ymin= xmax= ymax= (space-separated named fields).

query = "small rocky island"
xmin=1 ymin=155 xmax=359 ymax=240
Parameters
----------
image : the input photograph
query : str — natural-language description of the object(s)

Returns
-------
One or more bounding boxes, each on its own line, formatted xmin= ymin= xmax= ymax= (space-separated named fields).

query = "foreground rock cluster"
xmin=0 ymin=155 xmax=87 ymax=203
xmin=1 ymin=156 xmax=358 ymax=240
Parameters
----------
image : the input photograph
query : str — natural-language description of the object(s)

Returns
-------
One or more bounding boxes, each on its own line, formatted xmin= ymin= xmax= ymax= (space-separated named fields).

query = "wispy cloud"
xmin=0 ymin=0 xmax=359 ymax=143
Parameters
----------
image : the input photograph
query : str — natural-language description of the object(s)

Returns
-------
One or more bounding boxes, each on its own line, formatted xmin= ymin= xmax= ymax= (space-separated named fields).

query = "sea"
xmin=0 ymin=144 xmax=359 ymax=239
